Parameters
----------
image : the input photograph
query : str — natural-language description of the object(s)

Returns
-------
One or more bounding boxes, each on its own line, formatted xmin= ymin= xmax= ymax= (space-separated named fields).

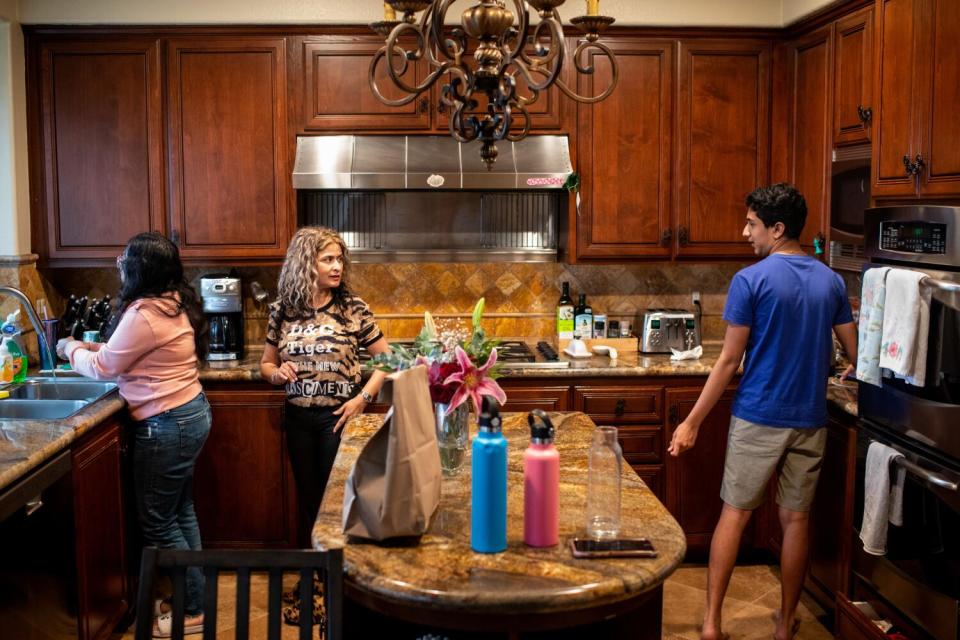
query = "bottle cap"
xmin=478 ymin=396 xmax=502 ymax=433
xmin=0 ymin=390 xmax=9 ymax=399
xmin=527 ymin=409 xmax=555 ymax=443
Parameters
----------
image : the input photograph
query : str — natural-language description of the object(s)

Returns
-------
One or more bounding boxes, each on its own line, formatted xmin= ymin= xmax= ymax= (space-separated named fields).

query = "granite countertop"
xmin=312 ymin=411 xmax=686 ymax=617
xmin=197 ymin=342 xmax=728 ymax=382
xmin=0 ymin=391 xmax=125 ymax=493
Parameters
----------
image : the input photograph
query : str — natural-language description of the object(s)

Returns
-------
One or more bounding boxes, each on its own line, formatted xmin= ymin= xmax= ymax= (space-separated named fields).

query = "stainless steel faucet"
xmin=0 ymin=286 xmax=56 ymax=371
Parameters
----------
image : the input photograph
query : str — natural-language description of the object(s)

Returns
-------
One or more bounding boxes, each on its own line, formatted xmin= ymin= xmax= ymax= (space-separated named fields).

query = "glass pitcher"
xmin=585 ymin=425 xmax=622 ymax=539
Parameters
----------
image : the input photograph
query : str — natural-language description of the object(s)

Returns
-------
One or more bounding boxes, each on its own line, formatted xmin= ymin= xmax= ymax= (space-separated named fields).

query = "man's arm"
xmin=667 ymin=324 xmax=750 ymax=457
xmin=833 ymin=321 xmax=858 ymax=380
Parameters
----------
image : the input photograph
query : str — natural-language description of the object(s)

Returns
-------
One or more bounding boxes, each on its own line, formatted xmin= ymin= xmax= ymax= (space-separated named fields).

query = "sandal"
xmin=153 ymin=612 xmax=203 ymax=638
xmin=282 ymin=593 xmax=326 ymax=631
xmin=282 ymin=573 xmax=324 ymax=605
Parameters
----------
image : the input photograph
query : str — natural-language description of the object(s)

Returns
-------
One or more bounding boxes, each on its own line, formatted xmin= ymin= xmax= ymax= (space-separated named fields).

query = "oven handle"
xmin=925 ymin=277 xmax=960 ymax=293
xmin=894 ymin=457 xmax=959 ymax=492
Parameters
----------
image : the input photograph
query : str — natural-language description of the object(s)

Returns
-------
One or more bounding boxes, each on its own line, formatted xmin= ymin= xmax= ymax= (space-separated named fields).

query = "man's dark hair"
xmin=744 ymin=183 xmax=807 ymax=239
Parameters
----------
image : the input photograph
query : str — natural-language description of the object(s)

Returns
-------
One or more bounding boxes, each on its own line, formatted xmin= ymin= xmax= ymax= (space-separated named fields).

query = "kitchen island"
xmin=312 ymin=410 xmax=686 ymax=639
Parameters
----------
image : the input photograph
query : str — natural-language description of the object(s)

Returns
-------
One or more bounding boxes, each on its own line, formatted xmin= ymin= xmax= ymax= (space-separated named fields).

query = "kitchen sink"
xmin=0 ymin=399 xmax=92 ymax=420
xmin=7 ymin=379 xmax=117 ymax=401
xmin=0 ymin=378 xmax=118 ymax=420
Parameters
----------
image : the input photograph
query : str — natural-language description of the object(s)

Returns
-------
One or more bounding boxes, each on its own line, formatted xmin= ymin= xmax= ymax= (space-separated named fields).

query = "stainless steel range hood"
xmin=293 ymin=135 xmax=572 ymax=190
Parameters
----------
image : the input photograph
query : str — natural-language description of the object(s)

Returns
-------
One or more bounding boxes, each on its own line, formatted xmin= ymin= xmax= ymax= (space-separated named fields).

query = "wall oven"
xmin=854 ymin=205 xmax=960 ymax=640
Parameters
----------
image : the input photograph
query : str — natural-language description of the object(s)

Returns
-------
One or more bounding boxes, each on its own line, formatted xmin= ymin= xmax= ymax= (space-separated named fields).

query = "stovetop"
xmin=359 ymin=340 xmax=570 ymax=368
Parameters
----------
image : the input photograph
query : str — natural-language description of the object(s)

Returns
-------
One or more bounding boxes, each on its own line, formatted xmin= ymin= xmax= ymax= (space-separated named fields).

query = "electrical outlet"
xmin=691 ymin=290 xmax=701 ymax=305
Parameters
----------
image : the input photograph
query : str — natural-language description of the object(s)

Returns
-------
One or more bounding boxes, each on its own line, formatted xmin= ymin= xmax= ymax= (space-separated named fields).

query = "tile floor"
xmin=113 ymin=564 xmax=833 ymax=639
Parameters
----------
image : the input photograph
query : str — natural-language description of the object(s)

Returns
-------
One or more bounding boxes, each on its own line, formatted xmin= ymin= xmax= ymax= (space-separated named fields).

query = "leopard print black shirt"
xmin=265 ymin=295 xmax=383 ymax=408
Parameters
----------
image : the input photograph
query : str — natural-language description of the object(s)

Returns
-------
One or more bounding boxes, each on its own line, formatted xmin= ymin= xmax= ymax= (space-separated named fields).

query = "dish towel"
xmin=879 ymin=268 xmax=932 ymax=386
xmin=860 ymin=441 xmax=906 ymax=556
xmin=857 ymin=266 xmax=890 ymax=386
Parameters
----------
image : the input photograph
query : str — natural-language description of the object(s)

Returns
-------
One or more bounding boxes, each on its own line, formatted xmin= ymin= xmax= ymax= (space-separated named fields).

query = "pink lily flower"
xmin=442 ymin=346 xmax=506 ymax=415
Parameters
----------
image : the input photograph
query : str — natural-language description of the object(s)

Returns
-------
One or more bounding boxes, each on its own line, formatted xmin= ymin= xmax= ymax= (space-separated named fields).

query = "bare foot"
xmin=773 ymin=612 xmax=800 ymax=640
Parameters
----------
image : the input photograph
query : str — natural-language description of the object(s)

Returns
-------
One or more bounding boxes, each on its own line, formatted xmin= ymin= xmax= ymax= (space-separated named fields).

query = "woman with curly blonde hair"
xmin=260 ymin=227 xmax=389 ymax=548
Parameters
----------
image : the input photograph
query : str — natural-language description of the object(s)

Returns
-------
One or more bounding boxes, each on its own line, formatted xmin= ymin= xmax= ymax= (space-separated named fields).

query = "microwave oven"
xmin=828 ymin=143 xmax=871 ymax=272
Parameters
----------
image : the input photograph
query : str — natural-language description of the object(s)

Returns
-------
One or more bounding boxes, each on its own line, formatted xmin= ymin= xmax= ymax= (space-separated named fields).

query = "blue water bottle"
xmin=471 ymin=396 xmax=508 ymax=553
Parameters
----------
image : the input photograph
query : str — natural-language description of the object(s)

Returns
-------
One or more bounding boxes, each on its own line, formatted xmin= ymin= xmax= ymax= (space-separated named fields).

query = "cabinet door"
xmin=664 ymin=386 xmax=739 ymax=554
xmin=833 ymin=7 xmax=874 ymax=146
xmin=786 ymin=27 xmax=832 ymax=252
xmin=916 ymin=0 xmax=960 ymax=196
xmin=301 ymin=37 xmax=433 ymax=131
xmin=37 ymin=39 xmax=164 ymax=264
xmin=872 ymin=0 xmax=922 ymax=197
xmin=194 ymin=389 xmax=298 ymax=547
xmin=73 ymin=417 xmax=128 ymax=640
xmin=675 ymin=40 xmax=771 ymax=259
xmin=573 ymin=384 xmax=663 ymax=425
xmin=576 ymin=39 xmax=673 ymax=259
xmin=167 ymin=38 xmax=290 ymax=259
xmin=498 ymin=381 xmax=570 ymax=413
xmin=807 ymin=415 xmax=857 ymax=609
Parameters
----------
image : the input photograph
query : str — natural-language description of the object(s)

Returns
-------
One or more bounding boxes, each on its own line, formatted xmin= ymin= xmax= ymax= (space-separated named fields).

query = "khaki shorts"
xmin=720 ymin=416 xmax=827 ymax=512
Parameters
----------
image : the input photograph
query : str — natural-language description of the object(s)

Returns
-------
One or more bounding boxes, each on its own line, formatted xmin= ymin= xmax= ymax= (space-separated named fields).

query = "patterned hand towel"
xmin=879 ymin=268 xmax=931 ymax=386
xmin=857 ymin=266 xmax=890 ymax=386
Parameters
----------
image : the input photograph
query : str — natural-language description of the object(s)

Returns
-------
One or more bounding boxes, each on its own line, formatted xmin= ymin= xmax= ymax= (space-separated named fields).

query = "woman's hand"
xmin=332 ymin=395 xmax=368 ymax=432
xmin=56 ymin=337 xmax=77 ymax=360
xmin=269 ymin=362 xmax=298 ymax=386
xmin=667 ymin=420 xmax=699 ymax=457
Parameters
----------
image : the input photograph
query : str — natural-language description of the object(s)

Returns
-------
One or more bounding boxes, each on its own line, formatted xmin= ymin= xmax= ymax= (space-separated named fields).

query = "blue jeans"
xmin=133 ymin=392 xmax=212 ymax=616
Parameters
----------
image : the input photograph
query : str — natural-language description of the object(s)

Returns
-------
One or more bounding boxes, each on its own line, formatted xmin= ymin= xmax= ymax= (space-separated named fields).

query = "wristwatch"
xmin=360 ymin=390 xmax=374 ymax=403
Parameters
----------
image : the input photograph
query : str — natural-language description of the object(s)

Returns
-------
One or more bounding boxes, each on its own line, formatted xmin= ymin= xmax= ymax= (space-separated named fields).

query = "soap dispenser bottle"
xmin=523 ymin=410 xmax=559 ymax=547
xmin=1 ymin=311 xmax=27 ymax=383
xmin=471 ymin=396 xmax=508 ymax=553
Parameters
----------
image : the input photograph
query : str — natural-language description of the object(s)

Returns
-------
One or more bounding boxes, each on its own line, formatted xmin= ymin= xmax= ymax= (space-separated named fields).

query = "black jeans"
xmin=284 ymin=402 xmax=342 ymax=547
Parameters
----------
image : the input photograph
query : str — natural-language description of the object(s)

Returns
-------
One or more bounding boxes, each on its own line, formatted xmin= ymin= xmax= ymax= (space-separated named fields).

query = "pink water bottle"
xmin=524 ymin=410 xmax=560 ymax=547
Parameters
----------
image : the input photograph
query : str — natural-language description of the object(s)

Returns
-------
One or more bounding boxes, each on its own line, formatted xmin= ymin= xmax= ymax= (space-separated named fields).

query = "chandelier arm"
xmin=511 ymin=20 xmax=564 ymax=94
xmin=505 ymin=102 xmax=532 ymax=142
xmin=498 ymin=0 xmax=529 ymax=61
xmin=430 ymin=0 xmax=466 ymax=62
xmin=548 ymin=40 xmax=619 ymax=104
xmin=369 ymin=48 xmax=424 ymax=106
xmin=516 ymin=11 xmax=563 ymax=70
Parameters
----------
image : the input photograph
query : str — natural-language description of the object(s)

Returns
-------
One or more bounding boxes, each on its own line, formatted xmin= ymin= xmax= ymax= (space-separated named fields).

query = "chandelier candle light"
xmin=369 ymin=0 xmax=619 ymax=168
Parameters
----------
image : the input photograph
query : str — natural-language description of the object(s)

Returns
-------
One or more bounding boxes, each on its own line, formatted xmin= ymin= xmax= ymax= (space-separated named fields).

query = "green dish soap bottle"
xmin=1 ymin=311 xmax=28 ymax=383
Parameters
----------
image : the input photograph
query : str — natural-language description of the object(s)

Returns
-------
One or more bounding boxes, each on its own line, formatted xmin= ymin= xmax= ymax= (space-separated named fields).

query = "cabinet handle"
xmin=25 ymin=495 xmax=43 ymax=516
xmin=614 ymin=398 xmax=626 ymax=417
xmin=418 ymin=98 xmax=429 ymax=114
xmin=902 ymin=153 xmax=925 ymax=177
xmin=661 ymin=228 xmax=672 ymax=247
xmin=437 ymin=101 xmax=447 ymax=115
xmin=668 ymin=405 xmax=678 ymax=426
xmin=678 ymin=225 xmax=689 ymax=247
xmin=857 ymin=105 xmax=872 ymax=123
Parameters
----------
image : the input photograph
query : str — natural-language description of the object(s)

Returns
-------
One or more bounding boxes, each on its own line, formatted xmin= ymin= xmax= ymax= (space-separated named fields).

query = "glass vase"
xmin=434 ymin=402 xmax=470 ymax=476
xmin=585 ymin=425 xmax=622 ymax=539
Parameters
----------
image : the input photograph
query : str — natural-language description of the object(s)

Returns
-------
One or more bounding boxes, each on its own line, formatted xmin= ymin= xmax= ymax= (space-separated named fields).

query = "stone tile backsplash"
xmin=38 ymin=262 xmax=751 ymax=345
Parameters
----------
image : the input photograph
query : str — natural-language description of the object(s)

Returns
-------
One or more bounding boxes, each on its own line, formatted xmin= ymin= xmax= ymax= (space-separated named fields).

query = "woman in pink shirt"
xmin=57 ymin=232 xmax=211 ymax=638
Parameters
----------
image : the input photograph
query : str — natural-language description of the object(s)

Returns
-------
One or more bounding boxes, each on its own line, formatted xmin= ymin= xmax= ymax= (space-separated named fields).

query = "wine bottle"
xmin=574 ymin=294 xmax=593 ymax=339
xmin=556 ymin=282 xmax=574 ymax=340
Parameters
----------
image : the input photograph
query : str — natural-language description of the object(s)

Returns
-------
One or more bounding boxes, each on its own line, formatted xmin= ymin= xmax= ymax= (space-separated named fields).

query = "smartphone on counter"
xmin=569 ymin=537 xmax=657 ymax=559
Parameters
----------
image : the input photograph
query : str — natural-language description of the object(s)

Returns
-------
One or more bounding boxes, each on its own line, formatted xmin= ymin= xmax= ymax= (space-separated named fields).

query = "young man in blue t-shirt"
xmin=667 ymin=183 xmax=858 ymax=640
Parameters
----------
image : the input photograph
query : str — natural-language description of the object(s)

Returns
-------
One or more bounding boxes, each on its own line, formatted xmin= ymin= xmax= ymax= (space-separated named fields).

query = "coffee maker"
xmin=200 ymin=275 xmax=243 ymax=360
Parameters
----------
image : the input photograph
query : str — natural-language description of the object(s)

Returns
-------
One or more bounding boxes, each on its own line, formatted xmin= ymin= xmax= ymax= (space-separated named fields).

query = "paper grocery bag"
xmin=342 ymin=365 xmax=442 ymax=540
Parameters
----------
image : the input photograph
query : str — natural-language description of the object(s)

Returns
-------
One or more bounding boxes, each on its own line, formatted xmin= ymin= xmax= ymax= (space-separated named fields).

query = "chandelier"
xmin=369 ymin=0 xmax=619 ymax=168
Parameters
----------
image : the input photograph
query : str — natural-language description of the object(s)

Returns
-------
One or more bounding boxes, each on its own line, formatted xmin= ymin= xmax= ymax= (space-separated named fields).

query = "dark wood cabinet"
xmin=34 ymin=39 xmax=164 ymax=264
xmin=806 ymin=412 xmax=857 ymax=612
xmin=166 ymin=38 xmax=291 ymax=259
xmin=873 ymin=0 xmax=960 ymax=198
xmin=675 ymin=40 xmax=771 ymax=259
xmin=298 ymin=36 xmax=433 ymax=132
xmin=73 ymin=416 xmax=129 ymax=640
xmin=833 ymin=7 xmax=874 ymax=146
xmin=663 ymin=386 xmax=738 ymax=554
xmin=193 ymin=387 xmax=299 ymax=548
xmin=576 ymin=39 xmax=674 ymax=259
xmin=499 ymin=380 xmax=570 ymax=413
xmin=784 ymin=26 xmax=832 ymax=252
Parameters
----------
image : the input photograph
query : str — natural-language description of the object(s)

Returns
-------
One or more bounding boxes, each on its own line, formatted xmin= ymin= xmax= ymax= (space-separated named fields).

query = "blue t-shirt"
xmin=723 ymin=254 xmax=853 ymax=428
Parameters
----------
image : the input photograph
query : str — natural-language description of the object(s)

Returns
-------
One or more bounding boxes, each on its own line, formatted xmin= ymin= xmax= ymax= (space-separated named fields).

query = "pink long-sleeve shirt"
xmin=65 ymin=296 xmax=203 ymax=421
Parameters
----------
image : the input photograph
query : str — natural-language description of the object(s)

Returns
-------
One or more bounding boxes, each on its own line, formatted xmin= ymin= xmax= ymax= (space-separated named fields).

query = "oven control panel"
xmin=879 ymin=221 xmax=947 ymax=254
